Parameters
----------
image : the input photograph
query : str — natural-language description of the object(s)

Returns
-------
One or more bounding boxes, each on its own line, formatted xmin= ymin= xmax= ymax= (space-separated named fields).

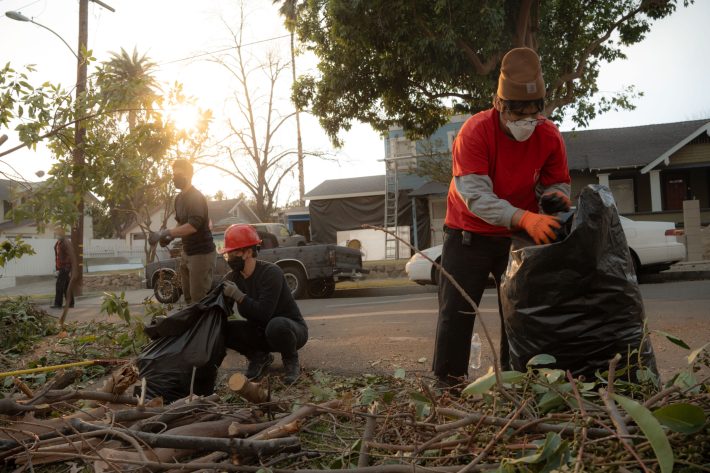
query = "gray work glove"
xmin=222 ymin=280 xmax=245 ymax=302
xmin=149 ymin=229 xmax=173 ymax=247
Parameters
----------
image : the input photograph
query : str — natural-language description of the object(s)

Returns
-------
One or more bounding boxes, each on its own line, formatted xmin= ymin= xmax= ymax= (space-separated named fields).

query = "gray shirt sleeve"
xmin=537 ymin=182 xmax=571 ymax=200
xmin=454 ymin=174 xmax=519 ymax=229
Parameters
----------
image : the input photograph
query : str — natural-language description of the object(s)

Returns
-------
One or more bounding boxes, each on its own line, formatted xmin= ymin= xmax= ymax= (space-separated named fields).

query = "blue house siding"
xmin=384 ymin=115 xmax=469 ymax=161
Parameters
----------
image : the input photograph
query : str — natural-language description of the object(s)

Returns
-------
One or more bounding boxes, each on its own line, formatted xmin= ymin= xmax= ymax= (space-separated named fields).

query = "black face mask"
xmin=228 ymin=257 xmax=245 ymax=273
xmin=173 ymin=175 xmax=189 ymax=190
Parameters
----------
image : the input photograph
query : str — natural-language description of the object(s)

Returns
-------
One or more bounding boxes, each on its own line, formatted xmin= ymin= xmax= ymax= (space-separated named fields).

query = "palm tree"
xmin=97 ymin=47 xmax=160 ymax=130
xmin=274 ymin=0 xmax=305 ymax=206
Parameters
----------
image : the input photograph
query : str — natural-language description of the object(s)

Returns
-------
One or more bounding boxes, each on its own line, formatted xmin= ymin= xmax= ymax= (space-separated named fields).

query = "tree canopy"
xmin=294 ymin=0 xmax=693 ymax=143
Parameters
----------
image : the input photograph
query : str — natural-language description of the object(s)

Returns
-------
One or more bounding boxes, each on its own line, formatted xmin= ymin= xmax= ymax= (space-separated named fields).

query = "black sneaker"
xmin=282 ymin=353 xmax=300 ymax=385
xmin=245 ymin=352 xmax=274 ymax=380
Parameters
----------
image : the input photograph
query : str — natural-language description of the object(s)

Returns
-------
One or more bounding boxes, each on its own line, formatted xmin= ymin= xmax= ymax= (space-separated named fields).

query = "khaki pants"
xmin=179 ymin=250 xmax=216 ymax=304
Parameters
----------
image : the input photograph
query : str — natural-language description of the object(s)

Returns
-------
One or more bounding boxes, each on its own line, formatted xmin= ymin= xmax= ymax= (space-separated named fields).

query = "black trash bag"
xmin=501 ymin=184 xmax=658 ymax=381
xmin=137 ymin=286 xmax=231 ymax=403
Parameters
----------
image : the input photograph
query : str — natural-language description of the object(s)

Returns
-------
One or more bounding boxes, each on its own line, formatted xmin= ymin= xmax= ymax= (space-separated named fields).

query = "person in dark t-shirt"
xmin=149 ymin=159 xmax=216 ymax=304
xmin=219 ymin=223 xmax=308 ymax=385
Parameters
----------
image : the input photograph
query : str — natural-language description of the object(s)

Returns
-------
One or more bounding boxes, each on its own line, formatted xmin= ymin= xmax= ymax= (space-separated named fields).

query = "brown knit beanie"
xmin=497 ymin=47 xmax=545 ymax=100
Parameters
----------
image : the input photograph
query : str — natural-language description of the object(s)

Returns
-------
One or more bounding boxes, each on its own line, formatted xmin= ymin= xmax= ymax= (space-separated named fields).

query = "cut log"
xmin=228 ymin=373 xmax=268 ymax=403
xmin=11 ymin=438 xmax=121 ymax=466
xmin=228 ymin=419 xmax=278 ymax=437
xmin=250 ymin=399 xmax=342 ymax=441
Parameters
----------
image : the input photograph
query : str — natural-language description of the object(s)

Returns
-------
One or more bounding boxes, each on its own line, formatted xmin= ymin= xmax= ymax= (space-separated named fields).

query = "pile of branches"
xmin=0 ymin=354 xmax=708 ymax=473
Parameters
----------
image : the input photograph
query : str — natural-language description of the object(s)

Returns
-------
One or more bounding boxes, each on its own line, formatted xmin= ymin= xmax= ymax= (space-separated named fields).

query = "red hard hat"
xmin=220 ymin=224 xmax=262 ymax=254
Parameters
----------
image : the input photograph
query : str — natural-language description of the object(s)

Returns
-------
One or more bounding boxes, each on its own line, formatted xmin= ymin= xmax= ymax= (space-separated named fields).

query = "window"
xmin=609 ymin=179 xmax=635 ymax=213
xmin=390 ymin=138 xmax=416 ymax=158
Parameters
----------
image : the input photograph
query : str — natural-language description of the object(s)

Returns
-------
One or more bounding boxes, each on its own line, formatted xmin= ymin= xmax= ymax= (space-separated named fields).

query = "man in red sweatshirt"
xmin=433 ymin=47 xmax=571 ymax=388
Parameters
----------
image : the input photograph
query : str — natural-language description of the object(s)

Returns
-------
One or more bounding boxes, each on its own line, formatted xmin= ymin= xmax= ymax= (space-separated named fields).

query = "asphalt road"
xmin=221 ymin=279 xmax=710 ymax=383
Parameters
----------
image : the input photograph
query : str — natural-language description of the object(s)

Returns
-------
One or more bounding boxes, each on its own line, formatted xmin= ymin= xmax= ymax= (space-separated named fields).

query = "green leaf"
xmin=409 ymin=391 xmax=431 ymax=403
xmin=612 ymin=393 xmax=674 ymax=473
xmin=672 ymin=370 xmax=698 ymax=393
xmin=393 ymin=368 xmax=405 ymax=379
xmin=507 ymin=432 xmax=567 ymax=465
xmin=360 ymin=386 xmax=376 ymax=405
xmin=687 ymin=342 xmax=709 ymax=364
xmin=653 ymin=403 xmax=706 ymax=434
xmin=538 ymin=368 xmax=565 ymax=384
xmin=527 ymin=354 xmax=556 ymax=367
xmin=653 ymin=330 xmax=690 ymax=349
xmin=462 ymin=370 xmax=525 ymax=396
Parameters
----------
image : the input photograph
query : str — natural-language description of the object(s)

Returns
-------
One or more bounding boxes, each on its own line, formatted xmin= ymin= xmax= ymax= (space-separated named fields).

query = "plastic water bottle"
xmin=470 ymin=332 xmax=482 ymax=369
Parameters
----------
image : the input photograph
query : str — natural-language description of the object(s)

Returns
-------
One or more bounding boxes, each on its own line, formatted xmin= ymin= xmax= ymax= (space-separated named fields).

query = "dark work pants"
xmin=433 ymin=228 xmax=512 ymax=382
xmin=54 ymin=268 xmax=72 ymax=307
xmin=225 ymin=317 xmax=308 ymax=360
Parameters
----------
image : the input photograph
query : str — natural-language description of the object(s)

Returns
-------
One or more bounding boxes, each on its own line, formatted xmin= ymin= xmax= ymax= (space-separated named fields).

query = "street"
xmin=220 ymin=279 xmax=710 ymax=382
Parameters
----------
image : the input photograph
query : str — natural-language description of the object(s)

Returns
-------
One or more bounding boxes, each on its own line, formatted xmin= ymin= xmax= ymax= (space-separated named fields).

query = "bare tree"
xmin=198 ymin=6 xmax=300 ymax=221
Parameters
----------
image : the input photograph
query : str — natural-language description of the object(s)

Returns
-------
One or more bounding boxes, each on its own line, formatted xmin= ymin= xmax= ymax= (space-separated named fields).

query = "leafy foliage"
xmin=0 ymin=237 xmax=35 ymax=267
xmin=100 ymin=291 xmax=148 ymax=356
xmin=0 ymin=297 xmax=57 ymax=354
xmin=6 ymin=52 xmax=211 ymax=263
xmin=294 ymin=0 xmax=693 ymax=144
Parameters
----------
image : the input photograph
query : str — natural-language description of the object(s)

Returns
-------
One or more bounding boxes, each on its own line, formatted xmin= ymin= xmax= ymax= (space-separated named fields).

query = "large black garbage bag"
xmin=136 ymin=288 xmax=231 ymax=403
xmin=501 ymin=184 xmax=658 ymax=381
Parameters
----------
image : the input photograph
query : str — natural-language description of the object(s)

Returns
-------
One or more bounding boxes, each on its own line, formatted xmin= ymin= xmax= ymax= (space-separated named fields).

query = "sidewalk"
xmin=0 ymin=275 xmax=154 ymax=323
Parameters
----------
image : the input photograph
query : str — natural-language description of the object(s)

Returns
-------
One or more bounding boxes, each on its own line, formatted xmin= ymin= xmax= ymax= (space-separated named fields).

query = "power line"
xmin=158 ymin=33 xmax=291 ymax=66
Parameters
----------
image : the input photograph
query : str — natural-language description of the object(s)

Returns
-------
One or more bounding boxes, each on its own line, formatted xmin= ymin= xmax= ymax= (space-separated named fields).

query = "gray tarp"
xmin=308 ymin=193 xmax=430 ymax=251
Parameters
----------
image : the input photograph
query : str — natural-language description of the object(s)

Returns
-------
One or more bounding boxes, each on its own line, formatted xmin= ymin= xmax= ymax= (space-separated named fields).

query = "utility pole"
xmin=70 ymin=0 xmax=114 ymax=295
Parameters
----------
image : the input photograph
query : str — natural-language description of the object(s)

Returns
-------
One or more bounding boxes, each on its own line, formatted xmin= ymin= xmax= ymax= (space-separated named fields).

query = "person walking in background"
xmin=51 ymin=228 xmax=73 ymax=309
xmin=149 ymin=159 xmax=216 ymax=304
xmin=433 ymin=47 xmax=571 ymax=388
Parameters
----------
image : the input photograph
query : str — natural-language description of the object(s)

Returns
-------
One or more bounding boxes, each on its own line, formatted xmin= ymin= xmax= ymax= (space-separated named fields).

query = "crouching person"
xmin=219 ymin=224 xmax=308 ymax=384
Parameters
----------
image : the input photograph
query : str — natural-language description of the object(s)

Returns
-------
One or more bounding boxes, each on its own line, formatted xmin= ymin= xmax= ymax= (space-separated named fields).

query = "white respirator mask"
xmin=506 ymin=118 xmax=539 ymax=142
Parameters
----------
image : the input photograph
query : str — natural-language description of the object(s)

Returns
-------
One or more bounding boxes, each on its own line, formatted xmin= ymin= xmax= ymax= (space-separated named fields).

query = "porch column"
xmin=597 ymin=173 xmax=610 ymax=187
xmin=649 ymin=170 xmax=662 ymax=212
xmin=411 ymin=197 xmax=419 ymax=250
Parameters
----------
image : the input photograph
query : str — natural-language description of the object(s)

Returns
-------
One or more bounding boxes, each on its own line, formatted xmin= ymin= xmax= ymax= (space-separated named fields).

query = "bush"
xmin=0 ymin=297 xmax=57 ymax=354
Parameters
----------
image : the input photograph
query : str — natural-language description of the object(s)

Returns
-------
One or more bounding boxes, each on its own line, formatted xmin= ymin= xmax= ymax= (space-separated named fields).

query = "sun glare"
xmin=165 ymin=104 xmax=200 ymax=132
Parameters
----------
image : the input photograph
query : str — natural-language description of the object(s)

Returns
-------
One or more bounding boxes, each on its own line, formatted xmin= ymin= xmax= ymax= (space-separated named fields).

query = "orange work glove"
xmin=518 ymin=211 xmax=561 ymax=245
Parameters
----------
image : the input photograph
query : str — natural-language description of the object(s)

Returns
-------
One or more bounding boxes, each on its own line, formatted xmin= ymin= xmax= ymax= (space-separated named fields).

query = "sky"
xmin=1 ymin=0 xmax=709 ymax=205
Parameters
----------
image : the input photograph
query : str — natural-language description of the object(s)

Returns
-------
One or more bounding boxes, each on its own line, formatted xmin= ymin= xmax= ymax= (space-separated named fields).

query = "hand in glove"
xmin=222 ymin=280 xmax=246 ymax=302
xmin=149 ymin=229 xmax=173 ymax=247
xmin=518 ymin=211 xmax=561 ymax=245
xmin=540 ymin=191 xmax=571 ymax=214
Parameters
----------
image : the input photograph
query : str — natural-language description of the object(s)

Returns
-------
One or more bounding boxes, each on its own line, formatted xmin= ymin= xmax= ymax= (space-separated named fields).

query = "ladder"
xmin=384 ymin=159 xmax=399 ymax=259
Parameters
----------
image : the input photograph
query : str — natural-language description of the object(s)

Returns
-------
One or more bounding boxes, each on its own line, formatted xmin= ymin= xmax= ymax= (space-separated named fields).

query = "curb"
xmin=640 ymin=271 xmax=710 ymax=284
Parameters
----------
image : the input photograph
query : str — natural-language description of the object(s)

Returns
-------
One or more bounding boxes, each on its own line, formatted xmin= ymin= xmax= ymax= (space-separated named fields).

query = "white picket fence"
xmin=0 ymin=238 xmax=170 ymax=281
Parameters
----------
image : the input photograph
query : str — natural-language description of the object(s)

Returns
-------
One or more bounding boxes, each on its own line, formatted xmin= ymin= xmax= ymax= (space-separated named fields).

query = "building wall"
xmin=385 ymin=115 xmax=469 ymax=161
xmin=670 ymin=142 xmax=710 ymax=166
xmin=570 ymin=172 xmax=597 ymax=199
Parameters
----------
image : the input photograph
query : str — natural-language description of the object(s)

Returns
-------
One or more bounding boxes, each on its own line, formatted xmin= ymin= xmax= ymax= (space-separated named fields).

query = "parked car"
xmin=146 ymin=230 xmax=367 ymax=303
xmin=405 ymin=216 xmax=686 ymax=285
xmin=251 ymin=223 xmax=307 ymax=247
